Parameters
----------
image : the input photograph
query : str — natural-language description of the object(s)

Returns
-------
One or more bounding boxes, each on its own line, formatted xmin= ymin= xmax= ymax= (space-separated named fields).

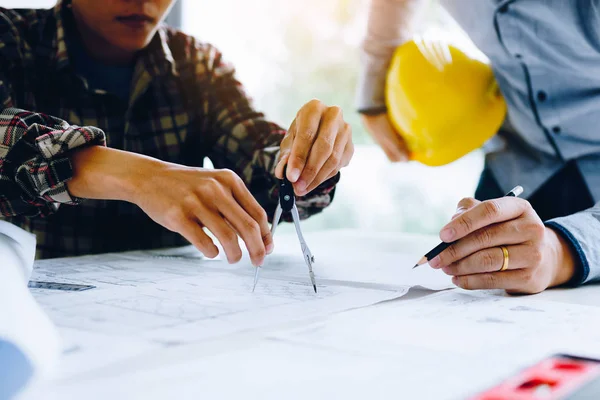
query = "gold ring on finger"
xmin=499 ymin=246 xmax=509 ymax=272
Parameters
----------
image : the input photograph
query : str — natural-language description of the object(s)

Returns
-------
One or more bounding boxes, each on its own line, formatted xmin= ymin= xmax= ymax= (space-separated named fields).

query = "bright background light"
xmin=0 ymin=0 xmax=485 ymax=235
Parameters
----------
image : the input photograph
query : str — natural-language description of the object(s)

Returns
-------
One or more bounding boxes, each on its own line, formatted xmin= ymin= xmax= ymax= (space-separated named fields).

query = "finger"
xmin=394 ymin=136 xmax=410 ymax=162
xmin=381 ymin=133 xmax=409 ymax=163
xmin=372 ymin=133 xmax=404 ymax=162
xmin=431 ymin=219 xmax=534 ymax=268
xmin=383 ymin=142 xmax=407 ymax=162
xmin=287 ymin=100 xmax=326 ymax=183
xmin=441 ymin=244 xmax=531 ymax=276
xmin=452 ymin=268 xmax=541 ymax=293
xmin=303 ymin=137 xmax=352 ymax=194
xmin=322 ymin=170 xmax=339 ymax=186
xmin=451 ymin=197 xmax=480 ymax=220
xmin=275 ymin=152 xmax=290 ymax=180
xmin=302 ymin=156 xmax=338 ymax=196
xmin=275 ymin=121 xmax=295 ymax=179
xmin=302 ymin=141 xmax=348 ymax=195
xmin=229 ymin=178 xmax=273 ymax=257
xmin=295 ymin=109 xmax=345 ymax=193
xmin=456 ymin=197 xmax=480 ymax=210
xmin=203 ymin=211 xmax=243 ymax=264
xmin=179 ymin=219 xmax=219 ymax=259
xmin=215 ymin=170 xmax=272 ymax=252
xmin=361 ymin=114 xmax=409 ymax=162
xmin=219 ymin=197 xmax=267 ymax=267
xmin=440 ymin=197 xmax=530 ymax=243
xmin=298 ymin=122 xmax=348 ymax=195
xmin=341 ymin=137 xmax=354 ymax=167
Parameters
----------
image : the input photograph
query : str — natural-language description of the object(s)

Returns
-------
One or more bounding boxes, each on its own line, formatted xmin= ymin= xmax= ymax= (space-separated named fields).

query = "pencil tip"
xmin=413 ymin=256 xmax=427 ymax=269
xmin=313 ymin=285 xmax=317 ymax=293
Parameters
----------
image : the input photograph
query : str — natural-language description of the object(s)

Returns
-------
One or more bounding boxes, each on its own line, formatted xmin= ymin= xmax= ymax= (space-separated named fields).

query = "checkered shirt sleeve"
xmin=0 ymin=107 xmax=106 ymax=217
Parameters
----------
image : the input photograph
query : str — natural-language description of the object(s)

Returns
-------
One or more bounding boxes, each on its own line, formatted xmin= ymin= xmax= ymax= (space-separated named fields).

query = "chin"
xmin=124 ymin=39 xmax=152 ymax=51
xmin=112 ymin=36 xmax=153 ymax=52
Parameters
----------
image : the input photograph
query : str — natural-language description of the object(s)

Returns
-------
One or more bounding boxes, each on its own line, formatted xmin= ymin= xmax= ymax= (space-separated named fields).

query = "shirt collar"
xmin=138 ymin=27 xmax=178 ymax=78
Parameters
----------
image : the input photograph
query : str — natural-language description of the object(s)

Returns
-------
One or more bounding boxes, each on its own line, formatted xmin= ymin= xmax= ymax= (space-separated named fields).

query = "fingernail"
xmin=441 ymin=266 xmax=452 ymax=275
xmin=253 ymin=258 xmax=264 ymax=267
xmin=428 ymin=256 xmax=441 ymax=269
xmin=266 ymin=242 xmax=274 ymax=255
xmin=289 ymin=168 xmax=301 ymax=182
xmin=454 ymin=206 xmax=466 ymax=215
xmin=440 ymin=227 xmax=456 ymax=242
xmin=296 ymin=179 xmax=306 ymax=192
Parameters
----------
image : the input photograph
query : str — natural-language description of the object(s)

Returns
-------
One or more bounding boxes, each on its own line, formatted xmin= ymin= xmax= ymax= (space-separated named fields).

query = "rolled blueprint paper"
xmin=0 ymin=221 xmax=60 ymax=399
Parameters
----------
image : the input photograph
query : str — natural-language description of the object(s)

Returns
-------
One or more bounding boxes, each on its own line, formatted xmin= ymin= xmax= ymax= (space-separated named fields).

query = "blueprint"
xmin=261 ymin=230 xmax=454 ymax=290
xmin=28 ymin=234 xmax=446 ymax=381
xmin=20 ymin=231 xmax=598 ymax=400
xmin=21 ymin=287 xmax=600 ymax=400
xmin=271 ymin=290 xmax=600 ymax=356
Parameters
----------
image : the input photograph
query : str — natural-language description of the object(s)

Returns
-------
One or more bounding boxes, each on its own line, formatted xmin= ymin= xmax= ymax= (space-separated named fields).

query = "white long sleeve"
xmin=356 ymin=0 xmax=427 ymax=113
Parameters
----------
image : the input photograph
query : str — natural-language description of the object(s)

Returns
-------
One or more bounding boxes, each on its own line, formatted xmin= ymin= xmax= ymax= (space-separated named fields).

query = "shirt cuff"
xmin=275 ymin=172 xmax=340 ymax=222
xmin=545 ymin=221 xmax=589 ymax=287
xmin=357 ymin=106 xmax=388 ymax=116
xmin=13 ymin=126 xmax=106 ymax=206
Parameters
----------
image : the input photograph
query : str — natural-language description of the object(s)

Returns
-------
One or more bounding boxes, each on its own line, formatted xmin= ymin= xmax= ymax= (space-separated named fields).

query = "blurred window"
xmin=0 ymin=0 xmax=485 ymax=235
xmin=181 ymin=0 xmax=485 ymax=235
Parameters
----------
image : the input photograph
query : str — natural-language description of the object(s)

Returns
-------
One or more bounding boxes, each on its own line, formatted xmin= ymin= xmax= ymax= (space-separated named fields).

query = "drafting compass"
xmin=253 ymin=168 xmax=317 ymax=293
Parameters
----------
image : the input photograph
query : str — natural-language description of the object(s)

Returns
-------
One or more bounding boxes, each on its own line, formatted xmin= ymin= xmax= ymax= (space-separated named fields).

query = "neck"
xmin=71 ymin=8 xmax=134 ymax=65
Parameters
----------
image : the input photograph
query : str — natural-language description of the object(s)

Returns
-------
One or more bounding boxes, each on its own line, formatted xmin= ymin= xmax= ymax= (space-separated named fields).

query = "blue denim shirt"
xmin=358 ymin=0 xmax=600 ymax=284
xmin=443 ymin=0 xmax=600 ymax=285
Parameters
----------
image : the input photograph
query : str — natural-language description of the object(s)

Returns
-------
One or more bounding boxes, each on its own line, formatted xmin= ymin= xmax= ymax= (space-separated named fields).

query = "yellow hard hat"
xmin=385 ymin=37 xmax=507 ymax=166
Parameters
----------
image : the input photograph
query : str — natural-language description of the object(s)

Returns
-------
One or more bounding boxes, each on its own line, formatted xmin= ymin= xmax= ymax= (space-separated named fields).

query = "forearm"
xmin=357 ymin=0 xmax=426 ymax=112
xmin=67 ymin=146 xmax=162 ymax=203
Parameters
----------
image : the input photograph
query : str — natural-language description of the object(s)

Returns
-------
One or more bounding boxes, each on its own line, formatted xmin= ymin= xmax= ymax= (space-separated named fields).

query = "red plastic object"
xmin=471 ymin=355 xmax=600 ymax=400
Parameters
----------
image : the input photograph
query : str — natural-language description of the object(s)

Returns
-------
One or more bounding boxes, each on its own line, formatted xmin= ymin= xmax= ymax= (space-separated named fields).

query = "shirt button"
xmin=552 ymin=126 xmax=561 ymax=134
xmin=499 ymin=4 xmax=510 ymax=13
xmin=537 ymin=91 xmax=548 ymax=102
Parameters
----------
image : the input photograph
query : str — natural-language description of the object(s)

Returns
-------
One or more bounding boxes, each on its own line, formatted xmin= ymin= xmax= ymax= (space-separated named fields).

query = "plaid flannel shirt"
xmin=0 ymin=0 xmax=338 ymax=259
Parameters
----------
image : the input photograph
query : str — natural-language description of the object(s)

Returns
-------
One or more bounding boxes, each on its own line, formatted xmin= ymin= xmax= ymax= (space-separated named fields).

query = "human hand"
xmin=135 ymin=164 xmax=272 ymax=267
xmin=68 ymin=146 xmax=271 ymax=266
xmin=429 ymin=197 xmax=577 ymax=294
xmin=275 ymin=99 xmax=354 ymax=196
xmin=360 ymin=113 xmax=410 ymax=163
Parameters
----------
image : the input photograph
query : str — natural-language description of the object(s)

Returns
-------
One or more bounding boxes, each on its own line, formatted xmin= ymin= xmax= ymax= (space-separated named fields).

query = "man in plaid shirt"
xmin=0 ymin=0 xmax=354 ymax=266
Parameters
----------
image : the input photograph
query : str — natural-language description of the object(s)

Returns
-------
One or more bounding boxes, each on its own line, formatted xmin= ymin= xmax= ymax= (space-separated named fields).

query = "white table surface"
xmin=19 ymin=229 xmax=600 ymax=400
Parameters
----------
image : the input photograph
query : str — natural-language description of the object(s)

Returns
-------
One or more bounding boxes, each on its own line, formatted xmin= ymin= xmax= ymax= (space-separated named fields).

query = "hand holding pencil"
xmin=414 ymin=186 xmax=579 ymax=294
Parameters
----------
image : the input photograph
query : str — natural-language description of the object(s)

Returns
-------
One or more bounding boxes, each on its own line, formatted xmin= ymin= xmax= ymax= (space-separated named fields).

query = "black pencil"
xmin=413 ymin=185 xmax=524 ymax=269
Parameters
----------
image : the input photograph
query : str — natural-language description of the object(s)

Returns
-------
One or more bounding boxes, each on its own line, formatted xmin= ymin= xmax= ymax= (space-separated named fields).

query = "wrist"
xmin=546 ymin=227 xmax=577 ymax=288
